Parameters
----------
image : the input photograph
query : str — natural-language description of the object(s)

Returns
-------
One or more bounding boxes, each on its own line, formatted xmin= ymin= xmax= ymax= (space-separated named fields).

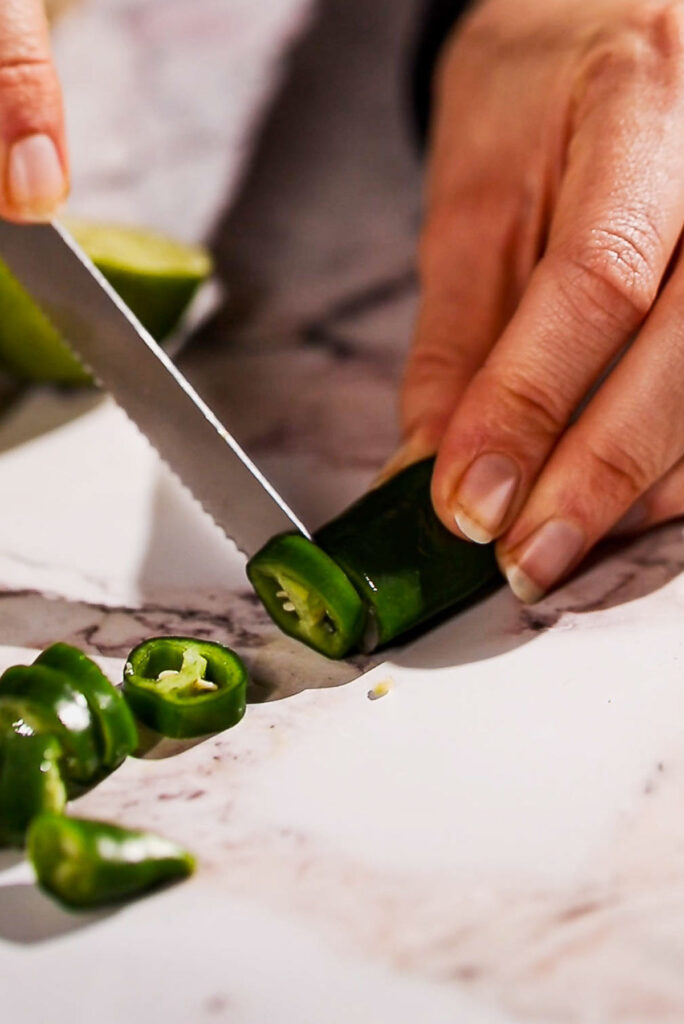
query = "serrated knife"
xmin=0 ymin=219 xmax=311 ymax=557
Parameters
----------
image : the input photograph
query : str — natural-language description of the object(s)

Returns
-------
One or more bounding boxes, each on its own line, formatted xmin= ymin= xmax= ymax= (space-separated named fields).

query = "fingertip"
xmin=3 ymin=132 xmax=68 ymax=222
xmin=496 ymin=518 xmax=586 ymax=603
xmin=453 ymin=507 xmax=495 ymax=544
xmin=502 ymin=562 xmax=545 ymax=604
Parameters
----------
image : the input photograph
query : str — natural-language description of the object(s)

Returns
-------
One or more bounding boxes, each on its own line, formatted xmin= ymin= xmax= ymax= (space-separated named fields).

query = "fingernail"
xmin=610 ymin=501 xmax=647 ymax=536
xmin=504 ymin=519 xmax=585 ymax=603
xmin=7 ymin=134 xmax=67 ymax=220
xmin=452 ymin=453 xmax=519 ymax=544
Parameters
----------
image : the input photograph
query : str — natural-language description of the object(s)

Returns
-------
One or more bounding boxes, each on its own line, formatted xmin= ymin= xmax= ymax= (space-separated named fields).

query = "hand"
xmin=394 ymin=0 xmax=684 ymax=602
xmin=0 ymin=0 xmax=68 ymax=221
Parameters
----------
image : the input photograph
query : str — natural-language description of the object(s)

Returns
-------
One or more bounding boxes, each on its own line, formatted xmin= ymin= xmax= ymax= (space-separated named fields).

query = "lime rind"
xmin=0 ymin=219 xmax=213 ymax=386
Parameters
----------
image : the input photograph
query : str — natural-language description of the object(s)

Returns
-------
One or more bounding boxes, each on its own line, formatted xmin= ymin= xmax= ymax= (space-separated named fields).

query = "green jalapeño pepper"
xmin=0 ymin=696 xmax=60 ymax=748
xmin=247 ymin=459 xmax=501 ymax=657
xmin=123 ymin=637 xmax=247 ymax=739
xmin=0 ymin=733 xmax=66 ymax=847
xmin=36 ymin=644 xmax=138 ymax=770
xmin=0 ymin=665 xmax=100 ymax=785
xmin=246 ymin=533 xmax=365 ymax=658
xmin=28 ymin=814 xmax=195 ymax=909
xmin=315 ymin=458 xmax=501 ymax=649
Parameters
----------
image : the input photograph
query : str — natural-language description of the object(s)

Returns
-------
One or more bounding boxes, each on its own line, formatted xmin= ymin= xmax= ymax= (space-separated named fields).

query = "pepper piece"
xmin=0 ymin=733 xmax=66 ymax=847
xmin=0 ymin=696 xmax=60 ymax=747
xmin=123 ymin=637 xmax=247 ymax=739
xmin=246 ymin=533 xmax=365 ymax=658
xmin=28 ymin=814 xmax=195 ymax=909
xmin=36 ymin=644 xmax=138 ymax=770
xmin=0 ymin=665 xmax=100 ymax=785
xmin=248 ymin=459 xmax=501 ymax=657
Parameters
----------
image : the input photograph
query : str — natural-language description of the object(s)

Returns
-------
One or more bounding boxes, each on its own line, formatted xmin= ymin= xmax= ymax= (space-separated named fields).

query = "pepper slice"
xmin=247 ymin=459 xmax=501 ymax=657
xmin=123 ymin=637 xmax=248 ymax=739
xmin=35 ymin=644 xmax=138 ymax=770
xmin=28 ymin=814 xmax=195 ymax=909
xmin=246 ymin=533 xmax=365 ymax=658
xmin=0 ymin=696 xmax=60 ymax=747
xmin=0 ymin=665 xmax=100 ymax=784
xmin=0 ymin=733 xmax=66 ymax=847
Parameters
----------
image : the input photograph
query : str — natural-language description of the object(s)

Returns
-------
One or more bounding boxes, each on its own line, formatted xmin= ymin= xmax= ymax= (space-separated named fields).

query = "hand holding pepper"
xmin=0 ymin=0 xmax=68 ymax=221
xmin=396 ymin=0 xmax=684 ymax=603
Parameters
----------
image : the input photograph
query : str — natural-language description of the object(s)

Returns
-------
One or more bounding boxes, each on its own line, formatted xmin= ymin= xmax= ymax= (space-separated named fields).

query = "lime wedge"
xmin=0 ymin=219 xmax=213 ymax=386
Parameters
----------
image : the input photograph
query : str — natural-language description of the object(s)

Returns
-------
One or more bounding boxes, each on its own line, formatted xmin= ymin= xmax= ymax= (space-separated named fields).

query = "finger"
xmin=401 ymin=186 xmax=531 ymax=446
xmin=377 ymin=186 xmax=530 ymax=485
xmin=397 ymin=28 xmax=549 ymax=475
xmin=496 ymin=254 xmax=684 ymax=602
xmin=0 ymin=0 xmax=68 ymax=221
xmin=431 ymin=25 xmax=684 ymax=543
xmin=611 ymin=457 xmax=684 ymax=535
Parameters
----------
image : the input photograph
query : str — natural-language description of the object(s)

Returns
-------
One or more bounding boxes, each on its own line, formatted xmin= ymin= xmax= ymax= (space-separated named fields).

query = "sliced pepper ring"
xmin=36 ymin=643 xmax=138 ymax=769
xmin=246 ymin=533 xmax=365 ymax=659
xmin=123 ymin=637 xmax=247 ymax=739
xmin=0 ymin=732 xmax=66 ymax=847
xmin=0 ymin=696 xmax=59 ymax=747
xmin=0 ymin=665 xmax=100 ymax=785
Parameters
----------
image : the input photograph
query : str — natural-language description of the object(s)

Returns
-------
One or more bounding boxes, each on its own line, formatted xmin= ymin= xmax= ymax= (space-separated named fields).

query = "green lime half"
xmin=0 ymin=219 xmax=213 ymax=386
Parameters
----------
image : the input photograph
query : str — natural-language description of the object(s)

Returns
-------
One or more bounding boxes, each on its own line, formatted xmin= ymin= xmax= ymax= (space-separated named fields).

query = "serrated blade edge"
xmin=0 ymin=220 xmax=310 ymax=557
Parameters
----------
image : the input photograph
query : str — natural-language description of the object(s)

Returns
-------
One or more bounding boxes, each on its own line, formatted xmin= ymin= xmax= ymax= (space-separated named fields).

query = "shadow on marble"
xmin=503 ymin=523 xmax=684 ymax=639
xmin=0 ymin=883 xmax=116 ymax=945
xmin=391 ymin=586 xmax=535 ymax=671
xmin=0 ymin=385 xmax=103 ymax=457
xmin=134 ymin=721 xmax=208 ymax=762
xmin=0 ymin=586 xmax=365 ymax=705
xmin=392 ymin=524 xmax=684 ymax=670
xmin=203 ymin=0 xmax=421 ymax=347
xmin=171 ymin=0 xmax=422 ymax=522
xmin=0 ymin=850 xmax=23 ymax=872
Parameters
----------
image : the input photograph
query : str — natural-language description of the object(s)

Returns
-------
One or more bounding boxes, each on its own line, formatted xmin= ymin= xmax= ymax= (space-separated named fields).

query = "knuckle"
xmin=419 ymin=183 xmax=525 ymax=277
xmin=484 ymin=368 xmax=566 ymax=441
xmin=556 ymin=219 xmax=661 ymax=334
xmin=406 ymin=323 xmax=478 ymax=397
xmin=633 ymin=3 xmax=684 ymax=64
xmin=406 ymin=341 xmax=459 ymax=385
xmin=0 ymin=53 xmax=52 ymax=74
xmin=585 ymin=436 xmax=655 ymax=502
xmin=580 ymin=4 xmax=684 ymax=94
xmin=0 ymin=56 xmax=55 ymax=94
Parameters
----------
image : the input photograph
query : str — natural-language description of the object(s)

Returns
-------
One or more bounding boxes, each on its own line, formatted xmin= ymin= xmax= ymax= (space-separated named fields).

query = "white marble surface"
xmin=0 ymin=1 xmax=682 ymax=1022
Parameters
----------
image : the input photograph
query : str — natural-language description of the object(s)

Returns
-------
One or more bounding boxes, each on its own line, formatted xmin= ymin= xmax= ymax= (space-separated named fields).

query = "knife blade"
xmin=0 ymin=219 xmax=311 ymax=557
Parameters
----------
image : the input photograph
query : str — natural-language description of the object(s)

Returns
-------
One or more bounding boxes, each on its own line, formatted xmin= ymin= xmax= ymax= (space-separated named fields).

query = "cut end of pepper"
xmin=246 ymin=533 xmax=366 ymax=660
xmin=0 ymin=733 xmax=66 ymax=847
xmin=154 ymin=649 xmax=215 ymax=696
